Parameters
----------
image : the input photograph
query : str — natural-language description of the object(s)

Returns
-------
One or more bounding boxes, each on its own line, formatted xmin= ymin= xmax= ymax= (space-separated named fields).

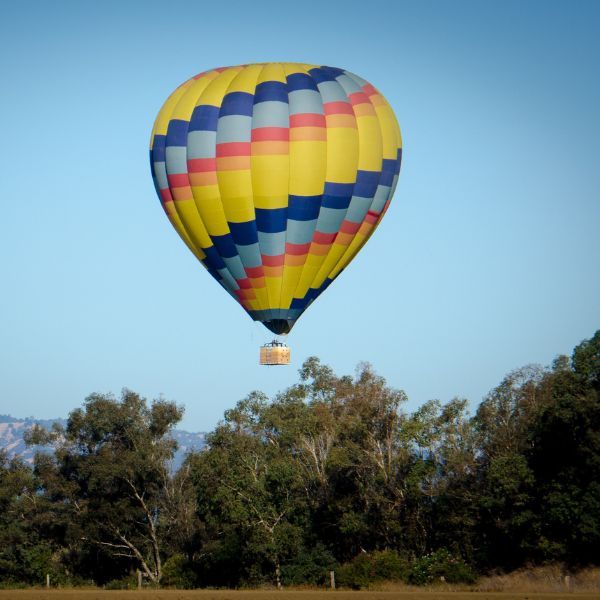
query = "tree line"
xmin=0 ymin=330 xmax=598 ymax=588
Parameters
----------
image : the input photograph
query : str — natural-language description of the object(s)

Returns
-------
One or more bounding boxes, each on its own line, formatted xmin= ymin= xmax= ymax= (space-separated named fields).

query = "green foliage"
xmin=408 ymin=549 xmax=476 ymax=585
xmin=161 ymin=554 xmax=197 ymax=589
xmin=525 ymin=338 xmax=600 ymax=565
xmin=22 ymin=390 xmax=192 ymax=586
xmin=336 ymin=550 xmax=410 ymax=589
xmin=0 ymin=453 xmax=68 ymax=586
xmin=1 ymin=330 xmax=599 ymax=588
xmin=572 ymin=330 xmax=600 ymax=386
xmin=104 ymin=574 xmax=139 ymax=590
xmin=280 ymin=543 xmax=336 ymax=585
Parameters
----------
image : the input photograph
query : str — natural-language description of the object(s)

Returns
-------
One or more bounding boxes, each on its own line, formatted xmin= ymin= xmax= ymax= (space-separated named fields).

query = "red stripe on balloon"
xmin=187 ymin=158 xmax=216 ymax=172
xmin=339 ymin=220 xmax=361 ymax=234
xmin=323 ymin=101 xmax=354 ymax=116
xmin=236 ymin=278 xmax=253 ymax=289
xmin=251 ymin=127 xmax=289 ymax=142
xmin=234 ymin=288 xmax=255 ymax=300
xmin=167 ymin=173 xmax=190 ymax=187
xmin=312 ymin=231 xmax=336 ymax=244
xmin=262 ymin=254 xmax=285 ymax=267
xmin=216 ymin=142 xmax=251 ymax=157
xmin=289 ymin=113 xmax=326 ymax=128
xmin=245 ymin=265 xmax=265 ymax=278
xmin=348 ymin=91 xmax=370 ymax=106
xmin=362 ymin=84 xmax=378 ymax=97
xmin=285 ymin=242 xmax=311 ymax=255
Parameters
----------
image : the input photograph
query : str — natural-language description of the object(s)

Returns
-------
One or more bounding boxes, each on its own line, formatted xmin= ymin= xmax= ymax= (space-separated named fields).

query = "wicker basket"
xmin=259 ymin=340 xmax=290 ymax=365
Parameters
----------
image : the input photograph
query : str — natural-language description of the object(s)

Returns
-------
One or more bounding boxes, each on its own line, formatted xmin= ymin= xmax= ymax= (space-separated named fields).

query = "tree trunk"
xmin=275 ymin=560 xmax=282 ymax=590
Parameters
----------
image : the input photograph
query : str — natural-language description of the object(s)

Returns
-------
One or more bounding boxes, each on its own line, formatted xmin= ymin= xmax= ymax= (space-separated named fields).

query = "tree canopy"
xmin=1 ymin=330 xmax=598 ymax=588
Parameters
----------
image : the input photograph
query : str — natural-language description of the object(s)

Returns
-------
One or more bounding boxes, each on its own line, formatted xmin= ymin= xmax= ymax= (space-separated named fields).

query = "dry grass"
xmin=473 ymin=565 xmax=600 ymax=593
xmin=1 ymin=568 xmax=599 ymax=600
xmin=1 ymin=593 xmax=599 ymax=600
xmin=372 ymin=565 xmax=600 ymax=594
xmin=1 ymin=590 xmax=599 ymax=600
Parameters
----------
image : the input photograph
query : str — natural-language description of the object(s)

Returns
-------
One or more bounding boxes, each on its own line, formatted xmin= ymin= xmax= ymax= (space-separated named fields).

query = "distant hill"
xmin=0 ymin=414 xmax=206 ymax=470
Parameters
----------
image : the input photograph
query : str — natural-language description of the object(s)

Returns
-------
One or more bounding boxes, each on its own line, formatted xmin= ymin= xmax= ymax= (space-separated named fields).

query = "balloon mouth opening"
xmin=263 ymin=319 xmax=293 ymax=335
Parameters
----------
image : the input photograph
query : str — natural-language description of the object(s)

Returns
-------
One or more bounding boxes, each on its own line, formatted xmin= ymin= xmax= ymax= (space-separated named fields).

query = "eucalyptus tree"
xmin=188 ymin=391 xmax=308 ymax=587
xmin=26 ymin=390 xmax=193 ymax=584
xmin=525 ymin=330 xmax=600 ymax=564
xmin=0 ymin=452 xmax=55 ymax=584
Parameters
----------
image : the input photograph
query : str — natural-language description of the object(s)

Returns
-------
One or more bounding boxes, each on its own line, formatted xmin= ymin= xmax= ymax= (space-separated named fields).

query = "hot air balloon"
xmin=149 ymin=63 xmax=402 ymax=364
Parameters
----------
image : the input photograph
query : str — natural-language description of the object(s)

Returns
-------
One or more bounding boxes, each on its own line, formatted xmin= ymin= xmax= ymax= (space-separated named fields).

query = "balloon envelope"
xmin=150 ymin=63 xmax=402 ymax=334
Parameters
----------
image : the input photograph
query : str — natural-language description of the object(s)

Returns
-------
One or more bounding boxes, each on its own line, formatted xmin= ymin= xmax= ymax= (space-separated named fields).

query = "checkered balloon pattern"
xmin=150 ymin=63 xmax=402 ymax=334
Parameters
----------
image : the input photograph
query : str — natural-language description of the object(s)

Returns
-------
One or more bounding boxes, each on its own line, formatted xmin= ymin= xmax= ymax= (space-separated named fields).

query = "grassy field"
xmin=0 ymin=592 xmax=598 ymax=600
xmin=2 ymin=568 xmax=599 ymax=600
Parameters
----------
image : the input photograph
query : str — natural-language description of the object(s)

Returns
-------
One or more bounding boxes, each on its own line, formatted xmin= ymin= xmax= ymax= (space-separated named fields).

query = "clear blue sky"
xmin=0 ymin=0 xmax=598 ymax=431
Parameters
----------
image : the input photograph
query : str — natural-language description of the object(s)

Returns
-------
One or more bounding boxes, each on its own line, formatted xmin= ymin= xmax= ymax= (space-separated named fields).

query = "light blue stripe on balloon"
xmin=258 ymin=231 xmax=286 ymax=255
xmin=334 ymin=74 xmax=362 ymax=95
xmin=217 ymin=268 xmax=238 ymax=291
xmin=153 ymin=163 xmax=168 ymax=189
xmin=165 ymin=146 xmax=187 ymax=173
xmin=315 ymin=207 xmax=346 ymax=234
xmin=216 ymin=115 xmax=251 ymax=143
xmin=343 ymin=70 xmax=369 ymax=88
xmin=223 ymin=256 xmax=246 ymax=280
xmin=370 ymin=185 xmax=390 ymax=213
xmin=316 ymin=80 xmax=350 ymax=102
xmin=252 ymin=101 xmax=289 ymax=127
xmin=236 ymin=243 xmax=262 ymax=268
xmin=288 ymin=89 xmax=323 ymax=115
xmin=345 ymin=196 xmax=373 ymax=223
xmin=390 ymin=173 xmax=399 ymax=198
xmin=286 ymin=219 xmax=317 ymax=244
xmin=187 ymin=131 xmax=216 ymax=159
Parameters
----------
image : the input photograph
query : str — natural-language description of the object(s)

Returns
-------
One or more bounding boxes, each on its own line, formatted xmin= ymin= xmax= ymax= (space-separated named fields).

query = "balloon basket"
xmin=259 ymin=339 xmax=291 ymax=366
